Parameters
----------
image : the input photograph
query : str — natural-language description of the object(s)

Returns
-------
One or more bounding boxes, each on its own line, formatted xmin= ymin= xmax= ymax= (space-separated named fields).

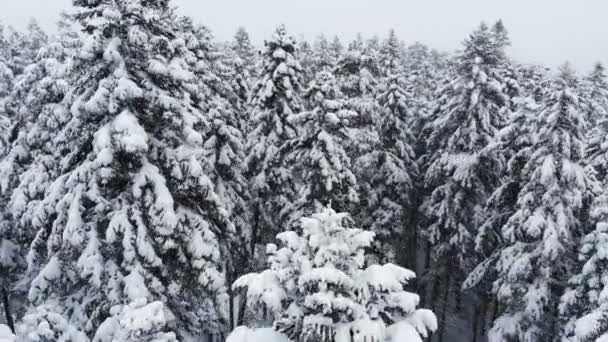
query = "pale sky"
xmin=1 ymin=0 xmax=607 ymax=71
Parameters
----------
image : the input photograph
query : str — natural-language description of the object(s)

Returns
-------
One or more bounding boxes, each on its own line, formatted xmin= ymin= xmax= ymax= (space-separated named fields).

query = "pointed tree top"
xmin=558 ymin=62 xmax=578 ymax=87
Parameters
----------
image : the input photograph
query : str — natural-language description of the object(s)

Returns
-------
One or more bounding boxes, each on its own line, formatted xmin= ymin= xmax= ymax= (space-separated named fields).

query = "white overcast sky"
xmin=1 ymin=0 xmax=607 ymax=71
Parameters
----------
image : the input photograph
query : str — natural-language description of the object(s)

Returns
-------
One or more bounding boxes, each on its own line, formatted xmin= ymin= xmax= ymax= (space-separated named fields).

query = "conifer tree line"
xmin=0 ymin=1 xmax=608 ymax=341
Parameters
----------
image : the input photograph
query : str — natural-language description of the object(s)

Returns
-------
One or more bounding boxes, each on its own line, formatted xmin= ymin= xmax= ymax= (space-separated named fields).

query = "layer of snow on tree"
xmin=0 ymin=325 xmax=14 ymax=342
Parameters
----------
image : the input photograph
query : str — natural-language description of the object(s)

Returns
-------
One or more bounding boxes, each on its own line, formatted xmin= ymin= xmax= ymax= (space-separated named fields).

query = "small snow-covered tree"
xmin=402 ymin=43 xmax=447 ymax=134
xmin=2 ymin=20 xmax=48 ymax=77
xmin=298 ymin=39 xmax=315 ymax=85
xmin=580 ymin=62 xmax=608 ymax=128
xmin=245 ymin=25 xmax=303 ymax=248
xmin=488 ymin=65 xmax=592 ymax=342
xmin=378 ymin=29 xmax=403 ymax=78
xmin=92 ymin=299 xmax=178 ymax=342
xmin=15 ymin=0 xmax=231 ymax=338
xmin=491 ymin=19 xmax=510 ymax=50
xmin=329 ymin=36 xmax=344 ymax=66
xmin=282 ymin=70 xmax=358 ymax=222
xmin=311 ymin=35 xmax=334 ymax=76
xmin=232 ymin=27 xmax=257 ymax=72
xmin=15 ymin=302 xmax=88 ymax=342
xmin=234 ymin=208 xmax=437 ymax=342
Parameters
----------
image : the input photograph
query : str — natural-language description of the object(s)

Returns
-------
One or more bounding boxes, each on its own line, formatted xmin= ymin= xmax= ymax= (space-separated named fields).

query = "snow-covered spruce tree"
xmin=233 ymin=207 xmax=437 ymax=342
xmin=2 ymin=20 xmax=48 ymax=77
xmin=585 ymin=64 xmax=608 ymax=189
xmin=348 ymin=33 xmax=365 ymax=53
xmin=282 ymin=70 xmax=359 ymax=223
xmin=402 ymin=43 xmax=448 ymax=135
xmin=0 ymin=36 xmax=74 ymax=331
xmin=421 ymin=21 xmax=508 ymax=282
xmin=15 ymin=0 xmax=231 ymax=338
xmin=93 ymin=299 xmax=179 ymax=342
xmin=471 ymin=96 xmax=541 ymax=266
xmin=488 ymin=20 xmax=521 ymax=115
xmin=0 ymin=54 xmax=13 ymax=154
xmin=558 ymin=65 xmax=608 ymax=342
xmin=311 ymin=35 xmax=334 ymax=76
xmin=232 ymin=26 xmax=257 ymax=73
xmin=329 ymin=36 xmax=344 ymax=66
xmin=202 ymin=95 xmax=252 ymax=327
xmin=559 ymin=174 xmax=608 ymax=341
xmin=378 ymin=29 xmax=403 ymax=78
xmin=15 ymin=302 xmax=88 ymax=342
xmin=333 ymin=42 xmax=381 ymax=224
xmin=175 ymin=17 xmax=253 ymax=328
xmin=245 ymin=25 xmax=303 ymax=249
xmin=418 ymin=23 xmax=509 ymax=339
xmin=298 ymin=39 xmax=315 ymax=85
xmin=491 ymin=19 xmax=510 ymax=50
xmin=580 ymin=62 xmax=608 ymax=128
xmin=227 ymin=27 xmax=257 ymax=110
xmin=488 ymin=65 xmax=592 ymax=342
xmin=366 ymin=56 xmax=418 ymax=265
xmin=463 ymin=94 xmax=543 ymax=340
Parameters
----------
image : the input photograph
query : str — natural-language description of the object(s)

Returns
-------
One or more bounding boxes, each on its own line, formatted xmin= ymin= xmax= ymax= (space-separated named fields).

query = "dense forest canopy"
xmin=1 ymin=1 xmax=608 ymax=342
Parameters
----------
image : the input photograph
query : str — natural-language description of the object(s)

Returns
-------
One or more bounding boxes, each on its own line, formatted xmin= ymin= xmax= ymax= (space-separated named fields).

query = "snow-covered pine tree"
xmin=16 ymin=302 xmax=88 ymax=341
xmin=245 ymin=24 xmax=303 ymax=257
xmin=14 ymin=0 xmax=231 ymax=338
xmin=472 ymin=96 xmax=541 ymax=266
xmin=402 ymin=43 xmax=448 ymax=136
xmin=348 ymin=33 xmax=365 ymax=53
xmin=367 ymin=43 xmax=418 ymax=265
xmin=233 ymin=207 xmax=437 ymax=342
xmin=558 ymin=63 xmax=608 ymax=342
xmin=201 ymin=95 xmax=251 ymax=327
xmin=2 ymin=20 xmax=48 ymax=77
xmin=418 ymin=23 xmax=509 ymax=339
xmin=421 ymin=21 xmax=508 ymax=278
xmin=93 ymin=299 xmax=178 ymax=342
xmin=282 ymin=70 xmax=358 ymax=223
xmin=464 ymin=93 xmax=544 ymax=340
xmin=378 ymin=29 xmax=403 ymax=78
xmin=365 ymin=35 xmax=381 ymax=68
xmin=329 ymin=36 xmax=344 ymax=66
xmin=232 ymin=26 xmax=257 ymax=72
xmin=488 ymin=64 xmax=592 ymax=342
xmin=0 ymin=35 xmax=74 ymax=331
xmin=173 ymin=17 xmax=253 ymax=329
xmin=491 ymin=19 xmax=510 ymax=50
xmin=580 ymin=62 xmax=608 ymax=128
xmin=488 ymin=20 xmax=521 ymax=115
xmin=311 ymin=35 xmax=334 ymax=76
xmin=334 ymin=38 xmax=381 ymax=229
xmin=0 ymin=54 xmax=13 ymax=155
xmin=298 ymin=39 xmax=315 ymax=85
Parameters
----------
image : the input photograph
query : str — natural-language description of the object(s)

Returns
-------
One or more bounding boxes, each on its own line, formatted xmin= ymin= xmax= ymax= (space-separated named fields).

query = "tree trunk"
xmin=1 ymin=285 xmax=14 ymax=333
xmin=420 ymin=243 xmax=433 ymax=308
xmin=437 ymin=274 xmax=451 ymax=342
xmin=472 ymin=302 xmax=480 ymax=342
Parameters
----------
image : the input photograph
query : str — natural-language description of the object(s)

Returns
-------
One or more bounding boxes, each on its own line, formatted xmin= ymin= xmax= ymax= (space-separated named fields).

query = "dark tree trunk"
xmin=1 ymin=285 xmax=14 ymax=333
xmin=437 ymin=274 xmax=451 ymax=342
xmin=472 ymin=302 xmax=480 ymax=342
